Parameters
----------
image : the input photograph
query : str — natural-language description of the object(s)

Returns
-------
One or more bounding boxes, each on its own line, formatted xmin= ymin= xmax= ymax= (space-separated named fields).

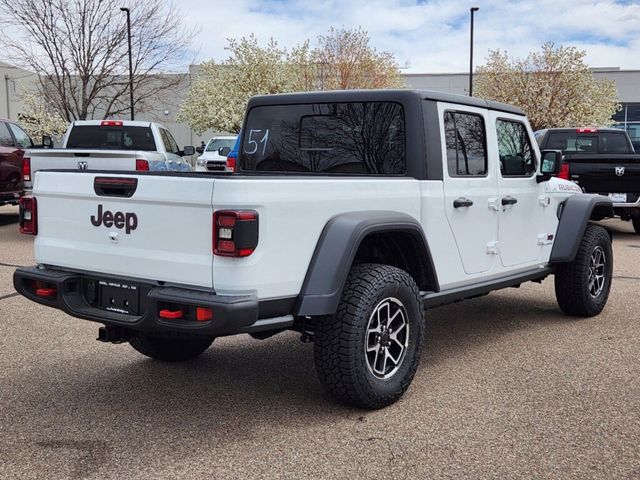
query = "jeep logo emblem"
xmin=78 ymin=161 xmax=88 ymax=170
xmin=90 ymin=204 xmax=138 ymax=234
xmin=615 ymin=166 xmax=625 ymax=176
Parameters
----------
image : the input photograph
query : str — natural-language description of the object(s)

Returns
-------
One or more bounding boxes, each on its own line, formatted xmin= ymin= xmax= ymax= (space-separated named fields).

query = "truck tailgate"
xmin=567 ymin=154 xmax=640 ymax=194
xmin=34 ymin=172 xmax=214 ymax=288
xmin=31 ymin=149 xmax=141 ymax=171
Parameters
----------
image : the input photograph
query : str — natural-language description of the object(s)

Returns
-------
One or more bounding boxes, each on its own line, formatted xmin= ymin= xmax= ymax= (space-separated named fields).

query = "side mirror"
xmin=196 ymin=146 xmax=204 ymax=155
xmin=218 ymin=146 xmax=231 ymax=157
xmin=537 ymin=149 xmax=563 ymax=183
xmin=182 ymin=145 xmax=195 ymax=156
xmin=42 ymin=135 xmax=53 ymax=148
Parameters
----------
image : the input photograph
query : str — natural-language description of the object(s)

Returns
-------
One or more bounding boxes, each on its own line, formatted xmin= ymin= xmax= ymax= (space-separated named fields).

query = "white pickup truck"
xmin=23 ymin=120 xmax=195 ymax=189
xmin=14 ymin=90 xmax=614 ymax=409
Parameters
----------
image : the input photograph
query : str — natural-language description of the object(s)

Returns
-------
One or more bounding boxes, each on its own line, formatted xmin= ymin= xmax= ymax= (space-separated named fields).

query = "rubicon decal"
xmin=90 ymin=204 xmax=138 ymax=234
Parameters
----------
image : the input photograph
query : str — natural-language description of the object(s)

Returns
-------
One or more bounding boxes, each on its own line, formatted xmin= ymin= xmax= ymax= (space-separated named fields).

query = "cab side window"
xmin=0 ymin=122 xmax=14 ymax=147
xmin=444 ymin=111 xmax=487 ymax=176
xmin=160 ymin=129 xmax=180 ymax=155
xmin=497 ymin=119 xmax=536 ymax=176
xmin=8 ymin=123 xmax=33 ymax=148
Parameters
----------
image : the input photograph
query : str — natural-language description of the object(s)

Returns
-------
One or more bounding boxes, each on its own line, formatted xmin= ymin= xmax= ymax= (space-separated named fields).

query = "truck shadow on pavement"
xmin=0 ymin=210 xmax=19 ymax=227
xmin=15 ymin=286 xmax=569 ymax=432
xmin=1 ymin=284 xmax=594 ymax=478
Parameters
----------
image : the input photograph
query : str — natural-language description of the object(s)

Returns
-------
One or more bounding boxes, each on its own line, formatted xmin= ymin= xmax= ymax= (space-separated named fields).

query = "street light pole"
xmin=120 ymin=7 xmax=134 ymax=120
xmin=469 ymin=7 xmax=479 ymax=97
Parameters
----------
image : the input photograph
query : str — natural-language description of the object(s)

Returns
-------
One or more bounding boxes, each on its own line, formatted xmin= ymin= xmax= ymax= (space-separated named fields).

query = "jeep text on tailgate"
xmin=14 ymin=90 xmax=615 ymax=409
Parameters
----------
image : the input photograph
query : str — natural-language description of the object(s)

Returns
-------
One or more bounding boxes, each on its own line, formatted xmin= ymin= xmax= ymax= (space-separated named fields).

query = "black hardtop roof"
xmin=247 ymin=89 xmax=525 ymax=116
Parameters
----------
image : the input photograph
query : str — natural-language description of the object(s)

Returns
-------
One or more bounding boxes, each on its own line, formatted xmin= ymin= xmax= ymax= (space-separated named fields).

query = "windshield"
xmin=206 ymin=138 xmax=236 ymax=152
xmin=66 ymin=126 xmax=157 ymax=151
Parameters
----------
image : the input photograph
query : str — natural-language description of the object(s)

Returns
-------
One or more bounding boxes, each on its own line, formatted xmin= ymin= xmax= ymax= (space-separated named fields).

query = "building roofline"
xmin=403 ymin=67 xmax=640 ymax=76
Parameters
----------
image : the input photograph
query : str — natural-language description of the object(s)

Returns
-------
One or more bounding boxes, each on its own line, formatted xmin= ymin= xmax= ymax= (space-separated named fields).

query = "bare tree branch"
xmin=0 ymin=0 xmax=195 ymax=121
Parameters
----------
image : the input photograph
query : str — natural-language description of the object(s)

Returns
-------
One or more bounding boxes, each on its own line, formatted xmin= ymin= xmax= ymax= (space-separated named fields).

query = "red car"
xmin=0 ymin=119 xmax=33 ymax=206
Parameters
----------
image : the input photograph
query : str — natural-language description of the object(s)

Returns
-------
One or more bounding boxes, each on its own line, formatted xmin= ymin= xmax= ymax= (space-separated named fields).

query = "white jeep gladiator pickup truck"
xmin=23 ymin=120 xmax=195 ymax=189
xmin=14 ymin=90 xmax=614 ymax=409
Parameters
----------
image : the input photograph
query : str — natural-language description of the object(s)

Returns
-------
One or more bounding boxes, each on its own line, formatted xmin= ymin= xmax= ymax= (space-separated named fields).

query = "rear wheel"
xmin=554 ymin=225 xmax=612 ymax=317
xmin=314 ymin=263 xmax=425 ymax=409
xmin=129 ymin=334 xmax=214 ymax=362
xmin=632 ymin=217 xmax=640 ymax=234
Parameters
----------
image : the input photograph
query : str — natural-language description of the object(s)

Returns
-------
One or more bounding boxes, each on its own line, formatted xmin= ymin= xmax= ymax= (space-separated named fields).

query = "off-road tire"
xmin=314 ymin=263 xmax=426 ymax=409
xmin=129 ymin=334 xmax=214 ymax=362
xmin=554 ymin=224 xmax=613 ymax=317
xmin=632 ymin=217 xmax=640 ymax=234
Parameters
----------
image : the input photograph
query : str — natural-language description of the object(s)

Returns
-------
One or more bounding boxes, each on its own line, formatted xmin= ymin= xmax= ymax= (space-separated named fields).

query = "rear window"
xmin=66 ymin=126 xmax=156 ymax=151
xmin=206 ymin=138 xmax=236 ymax=152
xmin=546 ymin=131 xmax=631 ymax=154
xmin=239 ymin=102 xmax=405 ymax=174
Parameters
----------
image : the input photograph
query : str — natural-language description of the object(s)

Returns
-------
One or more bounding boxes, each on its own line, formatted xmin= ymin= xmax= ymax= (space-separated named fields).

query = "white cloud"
xmin=179 ymin=0 xmax=640 ymax=72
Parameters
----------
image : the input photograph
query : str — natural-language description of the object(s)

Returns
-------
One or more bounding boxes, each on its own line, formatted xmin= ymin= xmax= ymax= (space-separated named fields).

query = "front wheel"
xmin=129 ymin=334 xmax=214 ymax=362
xmin=554 ymin=225 xmax=613 ymax=317
xmin=314 ymin=263 xmax=426 ymax=409
xmin=632 ymin=217 xmax=640 ymax=234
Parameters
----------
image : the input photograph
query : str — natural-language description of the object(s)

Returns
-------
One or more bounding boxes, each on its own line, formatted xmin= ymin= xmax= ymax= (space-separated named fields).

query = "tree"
xmin=0 ymin=0 xmax=193 ymax=121
xmin=177 ymin=28 xmax=405 ymax=135
xmin=178 ymin=36 xmax=294 ymax=134
xmin=475 ymin=43 xmax=620 ymax=131
xmin=17 ymin=93 xmax=68 ymax=141
xmin=311 ymin=27 xmax=405 ymax=90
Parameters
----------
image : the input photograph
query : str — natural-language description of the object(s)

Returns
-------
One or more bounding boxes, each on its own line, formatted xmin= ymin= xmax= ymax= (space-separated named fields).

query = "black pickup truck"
xmin=535 ymin=127 xmax=640 ymax=232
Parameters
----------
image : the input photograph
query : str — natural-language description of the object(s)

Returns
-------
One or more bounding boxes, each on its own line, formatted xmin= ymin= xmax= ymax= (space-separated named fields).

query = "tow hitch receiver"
xmin=97 ymin=326 xmax=133 ymax=344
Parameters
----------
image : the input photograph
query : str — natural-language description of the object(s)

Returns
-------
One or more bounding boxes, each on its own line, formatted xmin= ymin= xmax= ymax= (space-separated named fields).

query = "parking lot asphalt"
xmin=0 ymin=203 xmax=639 ymax=479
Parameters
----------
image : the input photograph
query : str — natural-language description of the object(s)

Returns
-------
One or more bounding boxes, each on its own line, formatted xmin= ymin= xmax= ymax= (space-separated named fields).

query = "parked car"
xmin=23 ymin=120 xmax=194 ymax=189
xmin=535 ymin=127 xmax=640 ymax=232
xmin=15 ymin=89 xmax=614 ymax=409
xmin=195 ymin=135 xmax=237 ymax=172
xmin=0 ymin=119 xmax=34 ymax=206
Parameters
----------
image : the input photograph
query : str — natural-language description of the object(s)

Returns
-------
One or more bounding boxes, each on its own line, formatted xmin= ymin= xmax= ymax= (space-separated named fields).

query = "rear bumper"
xmin=0 ymin=191 xmax=22 ymax=206
xmin=13 ymin=266 xmax=294 ymax=336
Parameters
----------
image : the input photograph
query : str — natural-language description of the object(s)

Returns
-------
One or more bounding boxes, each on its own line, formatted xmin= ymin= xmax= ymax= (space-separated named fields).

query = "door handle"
xmin=453 ymin=197 xmax=474 ymax=208
xmin=501 ymin=196 xmax=518 ymax=206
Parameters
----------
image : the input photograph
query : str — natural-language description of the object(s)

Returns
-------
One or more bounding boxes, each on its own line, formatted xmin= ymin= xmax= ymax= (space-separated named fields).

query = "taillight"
xmin=22 ymin=156 xmax=31 ymax=182
xmin=213 ymin=210 xmax=258 ymax=257
xmin=225 ymin=155 xmax=236 ymax=173
xmin=19 ymin=196 xmax=37 ymax=235
xmin=576 ymin=128 xmax=597 ymax=133
xmin=558 ymin=163 xmax=570 ymax=180
xmin=101 ymin=120 xmax=123 ymax=127
xmin=135 ymin=159 xmax=149 ymax=171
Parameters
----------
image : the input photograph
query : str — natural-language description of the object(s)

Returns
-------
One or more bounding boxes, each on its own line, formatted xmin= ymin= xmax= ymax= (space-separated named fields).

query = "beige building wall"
xmin=0 ymin=61 xmax=38 ymax=122
xmin=1 ymin=61 xmax=639 ymax=150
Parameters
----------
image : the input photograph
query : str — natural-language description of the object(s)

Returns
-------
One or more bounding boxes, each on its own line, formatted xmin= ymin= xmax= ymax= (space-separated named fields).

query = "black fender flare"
xmin=549 ymin=194 xmax=614 ymax=263
xmin=294 ymin=211 xmax=438 ymax=317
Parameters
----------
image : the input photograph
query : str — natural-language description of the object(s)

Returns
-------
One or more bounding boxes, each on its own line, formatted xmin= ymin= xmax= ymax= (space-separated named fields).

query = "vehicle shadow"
xmin=8 ymin=287 xmax=571 ymax=442
xmin=0 ymin=211 xmax=19 ymax=227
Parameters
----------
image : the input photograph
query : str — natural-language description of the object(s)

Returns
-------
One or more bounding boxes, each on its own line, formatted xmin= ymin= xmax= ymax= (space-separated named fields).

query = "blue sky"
xmin=180 ymin=0 xmax=640 ymax=72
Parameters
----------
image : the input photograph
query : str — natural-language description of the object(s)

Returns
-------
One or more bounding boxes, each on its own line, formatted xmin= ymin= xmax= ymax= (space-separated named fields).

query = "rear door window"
xmin=240 ymin=102 xmax=405 ymax=174
xmin=444 ymin=111 xmax=487 ymax=176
